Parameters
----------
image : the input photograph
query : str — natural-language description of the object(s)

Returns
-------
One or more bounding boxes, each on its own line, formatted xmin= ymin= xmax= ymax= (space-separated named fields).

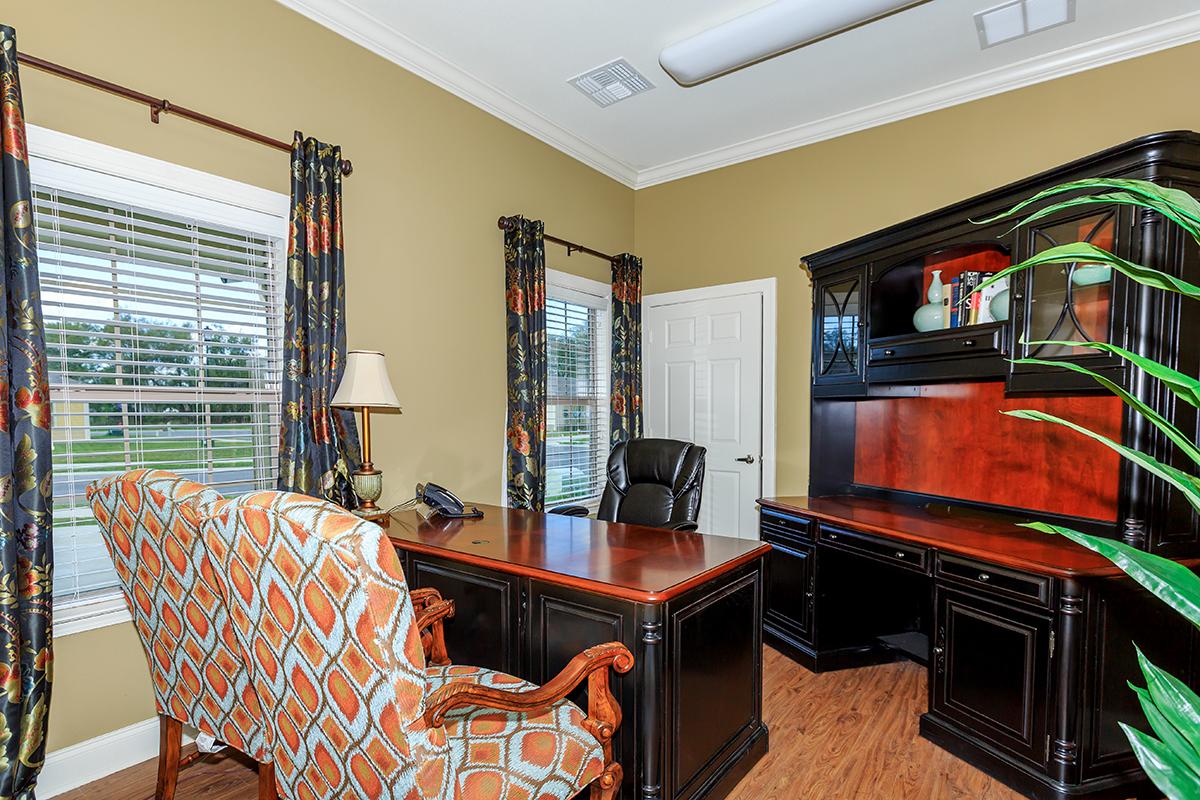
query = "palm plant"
xmin=970 ymin=178 xmax=1200 ymax=798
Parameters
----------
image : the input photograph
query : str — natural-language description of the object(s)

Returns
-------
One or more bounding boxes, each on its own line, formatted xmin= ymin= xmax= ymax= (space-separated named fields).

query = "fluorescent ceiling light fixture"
xmin=976 ymin=0 xmax=1076 ymax=48
xmin=659 ymin=0 xmax=925 ymax=86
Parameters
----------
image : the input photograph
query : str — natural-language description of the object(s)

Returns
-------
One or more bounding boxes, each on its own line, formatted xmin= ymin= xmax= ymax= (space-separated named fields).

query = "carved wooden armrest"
xmin=415 ymin=599 xmax=455 ymax=667
xmin=410 ymin=587 xmax=444 ymax=610
xmin=423 ymin=641 xmax=634 ymax=728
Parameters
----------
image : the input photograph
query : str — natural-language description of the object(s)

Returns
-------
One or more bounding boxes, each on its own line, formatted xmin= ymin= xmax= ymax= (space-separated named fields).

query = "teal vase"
xmin=913 ymin=302 xmax=943 ymax=332
xmin=989 ymin=288 xmax=1010 ymax=322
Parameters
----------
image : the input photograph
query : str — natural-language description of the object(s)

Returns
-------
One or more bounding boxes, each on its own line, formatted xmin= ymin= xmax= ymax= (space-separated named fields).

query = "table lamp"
xmin=331 ymin=350 xmax=402 ymax=517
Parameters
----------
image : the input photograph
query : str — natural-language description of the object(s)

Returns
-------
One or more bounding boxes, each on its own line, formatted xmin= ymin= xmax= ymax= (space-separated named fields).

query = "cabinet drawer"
xmin=869 ymin=323 xmax=1006 ymax=365
xmin=936 ymin=554 xmax=1051 ymax=608
xmin=819 ymin=524 xmax=929 ymax=574
xmin=761 ymin=510 xmax=814 ymax=547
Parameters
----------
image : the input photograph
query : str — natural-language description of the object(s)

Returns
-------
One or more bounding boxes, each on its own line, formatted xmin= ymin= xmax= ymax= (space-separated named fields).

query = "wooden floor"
xmin=61 ymin=646 xmax=1022 ymax=800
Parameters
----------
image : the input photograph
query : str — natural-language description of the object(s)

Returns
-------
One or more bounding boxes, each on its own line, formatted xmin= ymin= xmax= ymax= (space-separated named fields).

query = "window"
xmin=545 ymin=270 xmax=610 ymax=508
xmin=29 ymin=126 xmax=288 ymax=629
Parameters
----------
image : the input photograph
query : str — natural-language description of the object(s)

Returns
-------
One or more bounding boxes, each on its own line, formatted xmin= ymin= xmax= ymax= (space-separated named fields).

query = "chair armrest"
xmin=415 ymin=599 xmax=455 ymax=666
xmin=423 ymin=641 xmax=634 ymax=728
xmin=410 ymin=587 xmax=444 ymax=610
xmin=665 ymin=520 xmax=698 ymax=533
xmin=549 ymin=505 xmax=590 ymax=517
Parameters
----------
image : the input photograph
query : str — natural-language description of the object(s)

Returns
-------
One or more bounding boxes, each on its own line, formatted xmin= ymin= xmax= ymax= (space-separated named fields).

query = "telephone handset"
xmin=417 ymin=482 xmax=484 ymax=519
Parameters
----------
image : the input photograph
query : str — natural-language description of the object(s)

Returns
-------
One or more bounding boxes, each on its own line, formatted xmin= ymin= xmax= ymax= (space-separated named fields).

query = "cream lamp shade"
xmin=332 ymin=350 xmax=401 ymax=409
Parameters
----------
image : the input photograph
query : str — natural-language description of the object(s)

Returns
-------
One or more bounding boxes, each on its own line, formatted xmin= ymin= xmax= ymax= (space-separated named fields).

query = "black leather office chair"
xmin=551 ymin=438 xmax=706 ymax=532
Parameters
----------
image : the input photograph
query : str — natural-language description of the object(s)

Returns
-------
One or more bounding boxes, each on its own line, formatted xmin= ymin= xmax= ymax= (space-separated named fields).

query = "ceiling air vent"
xmin=569 ymin=59 xmax=655 ymax=108
xmin=976 ymin=0 xmax=1075 ymax=48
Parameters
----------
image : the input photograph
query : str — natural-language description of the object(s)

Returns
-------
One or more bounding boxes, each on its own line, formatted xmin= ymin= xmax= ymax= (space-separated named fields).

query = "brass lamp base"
xmin=351 ymin=465 xmax=384 ymax=518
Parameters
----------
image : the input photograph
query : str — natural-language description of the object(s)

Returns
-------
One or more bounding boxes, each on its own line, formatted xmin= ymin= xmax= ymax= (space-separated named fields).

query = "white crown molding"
xmin=272 ymin=0 xmax=640 ymax=187
xmin=633 ymin=10 xmax=1200 ymax=188
xmin=39 ymin=718 xmax=196 ymax=798
xmin=275 ymin=2 xmax=1200 ymax=191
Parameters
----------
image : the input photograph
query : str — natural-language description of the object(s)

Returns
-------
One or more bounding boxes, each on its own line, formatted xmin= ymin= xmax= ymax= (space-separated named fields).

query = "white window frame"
xmin=29 ymin=125 xmax=290 ymax=636
xmin=498 ymin=269 xmax=611 ymax=508
xmin=544 ymin=269 xmax=610 ymax=510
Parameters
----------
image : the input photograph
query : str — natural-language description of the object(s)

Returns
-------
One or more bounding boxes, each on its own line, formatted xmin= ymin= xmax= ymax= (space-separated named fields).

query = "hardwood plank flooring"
xmin=59 ymin=646 xmax=1022 ymax=800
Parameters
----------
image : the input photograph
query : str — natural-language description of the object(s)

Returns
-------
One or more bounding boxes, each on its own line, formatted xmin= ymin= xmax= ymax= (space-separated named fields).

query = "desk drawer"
xmin=936 ymin=554 xmax=1051 ymax=608
xmin=761 ymin=510 xmax=814 ymax=547
xmin=869 ymin=324 xmax=1005 ymax=365
xmin=819 ymin=524 xmax=929 ymax=574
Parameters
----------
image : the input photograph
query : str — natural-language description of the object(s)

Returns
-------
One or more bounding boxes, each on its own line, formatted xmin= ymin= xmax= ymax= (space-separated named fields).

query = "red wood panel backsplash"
xmin=853 ymin=382 xmax=1123 ymax=521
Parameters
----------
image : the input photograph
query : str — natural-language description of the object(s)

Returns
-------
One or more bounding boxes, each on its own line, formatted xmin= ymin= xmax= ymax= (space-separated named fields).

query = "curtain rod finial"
xmin=497 ymin=216 xmax=514 ymax=231
xmin=340 ymin=159 xmax=353 ymax=176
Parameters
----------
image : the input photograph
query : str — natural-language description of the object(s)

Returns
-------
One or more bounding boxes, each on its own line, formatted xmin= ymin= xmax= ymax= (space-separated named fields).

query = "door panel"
xmin=409 ymin=555 xmax=520 ymax=675
xmin=645 ymin=290 xmax=764 ymax=540
xmin=931 ymin=587 xmax=1052 ymax=767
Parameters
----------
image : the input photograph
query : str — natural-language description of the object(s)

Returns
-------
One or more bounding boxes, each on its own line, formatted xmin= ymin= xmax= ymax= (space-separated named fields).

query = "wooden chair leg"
xmin=585 ymin=663 xmax=625 ymax=800
xmin=155 ymin=715 xmax=182 ymax=800
xmin=257 ymin=761 xmax=277 ymax=800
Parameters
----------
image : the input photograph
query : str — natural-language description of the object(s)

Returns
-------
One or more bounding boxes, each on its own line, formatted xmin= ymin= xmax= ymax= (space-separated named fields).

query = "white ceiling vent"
xmin=569 ymin=59 xmax=655 ymax=108
xmin=976 ymin=0 xmax=1075 ymax=48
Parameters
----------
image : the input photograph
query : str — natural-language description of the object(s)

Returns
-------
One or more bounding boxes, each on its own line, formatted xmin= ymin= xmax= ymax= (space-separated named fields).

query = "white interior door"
xmin=644 ymin=289 xmax=764 ymax=540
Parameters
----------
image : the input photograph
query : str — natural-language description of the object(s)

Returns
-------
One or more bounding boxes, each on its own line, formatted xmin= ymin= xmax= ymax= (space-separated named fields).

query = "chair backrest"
xmin=597 ymin=438 xmax=707 ymax=528
xmin=86 ymin=469 xmax=268 ymax=760
xmin=200 ymin=491 xmax=432 ymax=798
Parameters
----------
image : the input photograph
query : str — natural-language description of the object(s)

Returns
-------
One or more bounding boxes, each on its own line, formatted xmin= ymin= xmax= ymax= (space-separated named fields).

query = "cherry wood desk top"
xmin=385 ymin=504 xmax=771 ymax=603
xmin=758 ymin=495 xmax=1125 ymax=578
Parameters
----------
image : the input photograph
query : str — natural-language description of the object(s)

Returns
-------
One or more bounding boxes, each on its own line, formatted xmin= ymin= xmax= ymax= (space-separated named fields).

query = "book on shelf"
xmin=935 ymin=271 xmax=1004 ymax=329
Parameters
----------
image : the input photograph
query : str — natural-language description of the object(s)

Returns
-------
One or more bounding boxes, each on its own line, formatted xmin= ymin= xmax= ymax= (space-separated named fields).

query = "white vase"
xmin=927 ymin=269 xmax=945 ymax=304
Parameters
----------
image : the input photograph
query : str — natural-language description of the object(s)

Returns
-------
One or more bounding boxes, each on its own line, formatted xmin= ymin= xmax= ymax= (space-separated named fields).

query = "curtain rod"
xmin=496 ymin=216 xmax=619 ymax=264
xmin=15 ymin=51 xmax=354 ymax=176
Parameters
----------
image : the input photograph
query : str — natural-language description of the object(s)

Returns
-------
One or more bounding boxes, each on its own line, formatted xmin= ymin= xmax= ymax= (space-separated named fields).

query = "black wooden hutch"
xmin=760 ymin=132 xmax=1200 ymax=799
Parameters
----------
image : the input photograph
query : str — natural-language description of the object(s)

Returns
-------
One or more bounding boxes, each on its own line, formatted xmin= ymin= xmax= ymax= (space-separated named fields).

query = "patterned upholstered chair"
xmin=86 ymin=469 xmax=272 ymax=799
xmin=200 ymin=491 xmax=633 ymax=800
xmin=88 ymin=471 xmax=458 ymax=800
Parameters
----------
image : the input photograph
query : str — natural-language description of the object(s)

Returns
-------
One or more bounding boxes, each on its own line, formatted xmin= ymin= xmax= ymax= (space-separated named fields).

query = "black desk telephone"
xmin=416 ymin=482 xmax=484 ymax=519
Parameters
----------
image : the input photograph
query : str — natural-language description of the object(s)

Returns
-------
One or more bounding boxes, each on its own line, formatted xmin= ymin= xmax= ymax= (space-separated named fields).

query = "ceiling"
xmin=276 ymin=0 xmax=1200 ymax=188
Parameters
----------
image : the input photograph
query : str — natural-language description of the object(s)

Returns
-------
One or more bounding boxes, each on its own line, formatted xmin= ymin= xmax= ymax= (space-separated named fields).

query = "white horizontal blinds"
xmin=37 ymin=184 xmax=284 ymax=602
xmin=545 ymin=293 xmax=609 ymax=508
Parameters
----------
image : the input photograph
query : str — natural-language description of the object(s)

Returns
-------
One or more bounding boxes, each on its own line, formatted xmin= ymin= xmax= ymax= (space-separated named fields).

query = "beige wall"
xmin=8 ymin=0 xmax=633 ymax=751
xmin=633 ymin=41 xmax=1200 ymax=500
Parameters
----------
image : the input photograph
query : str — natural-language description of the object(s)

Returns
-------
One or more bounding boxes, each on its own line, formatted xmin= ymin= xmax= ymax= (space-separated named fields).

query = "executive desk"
xmin=759 ymin=495 xmax=1196 ymax=800
xmin=384 ymin=505 xmax=772 ymax=800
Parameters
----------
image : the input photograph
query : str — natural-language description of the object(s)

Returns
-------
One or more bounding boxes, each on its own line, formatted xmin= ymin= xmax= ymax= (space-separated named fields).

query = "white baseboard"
xmin=39 ymin=717 xmax=194 ymax=798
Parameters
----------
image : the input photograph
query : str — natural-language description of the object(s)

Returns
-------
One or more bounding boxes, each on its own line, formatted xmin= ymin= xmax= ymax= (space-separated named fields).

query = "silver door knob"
xmin=736 ymin=455 xmax=756 ymax=464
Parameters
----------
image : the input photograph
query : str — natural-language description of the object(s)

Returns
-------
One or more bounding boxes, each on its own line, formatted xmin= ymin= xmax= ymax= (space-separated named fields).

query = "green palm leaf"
xmin=1129 ymin=683 xmax=1200 ymax=778
xmin=1120 ymin=723 xmax=1200 ymax=799
xmin=1014 ymin=356 xmax=1200 ymax=467
xmin=971 ymin=243 xmax=1200 ymax=302
xmin=1022 ymin=339 xmax=1200 ymax=409
xmin=991 ymin=191 xmax=1200 ymax=244
xmin=1022 ymin=522 xmax=1200 ymax=631
xmin=1003 ymin=409 xmax=1200 ymax=514
xmin=975 ymin=178 xmax=1200 ymax=230
xmin=1136 ymin=647 xmax=1200 ymax=761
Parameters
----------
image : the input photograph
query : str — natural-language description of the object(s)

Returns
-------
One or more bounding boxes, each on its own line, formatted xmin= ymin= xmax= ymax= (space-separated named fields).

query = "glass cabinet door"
xmin=816 ymin=273 xmax=863 ymax=383
xmin=1022 ymin=209 xmax=1117 ymax=358
xmin=1008 ymin=205 xmax=1132 ymax=393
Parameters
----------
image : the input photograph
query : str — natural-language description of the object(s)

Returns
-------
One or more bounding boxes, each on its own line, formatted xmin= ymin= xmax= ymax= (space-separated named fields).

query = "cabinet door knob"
xmin=978 ymin=572 xmax=990 ymax=582
xmin=932 ymin=646 xmax=945 ymax=655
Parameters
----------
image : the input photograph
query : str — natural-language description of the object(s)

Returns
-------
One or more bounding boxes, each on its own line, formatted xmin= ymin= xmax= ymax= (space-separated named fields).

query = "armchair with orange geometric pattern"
xmin=199 ymin=490 xmax=633 ymax=800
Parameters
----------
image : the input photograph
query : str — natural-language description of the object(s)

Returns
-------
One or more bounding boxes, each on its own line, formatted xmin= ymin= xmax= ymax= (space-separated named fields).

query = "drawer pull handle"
xmin=827 ymin=533 xmax=838 ymax=541
xmin=894 ymin=551 xmax=906 ymax=559
xmin=962 ymin=339 xmax=976 ymax=347
xmin=884 ymin=349 xmax=896 ymax=356
xmin=978 ymin=572 xmax=990 ymax=582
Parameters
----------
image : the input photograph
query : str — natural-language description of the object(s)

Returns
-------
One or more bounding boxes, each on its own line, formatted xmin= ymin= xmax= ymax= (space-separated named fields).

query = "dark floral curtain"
xmin=278 ymin=133 xmax=361 ymax=507
xmin=503 ymin=216 xmax=547 ymax=511
xmin=0 ymin=25 xmax=53 ymax=800
xmin=611 ymin=253 xmax=643 ymax=445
